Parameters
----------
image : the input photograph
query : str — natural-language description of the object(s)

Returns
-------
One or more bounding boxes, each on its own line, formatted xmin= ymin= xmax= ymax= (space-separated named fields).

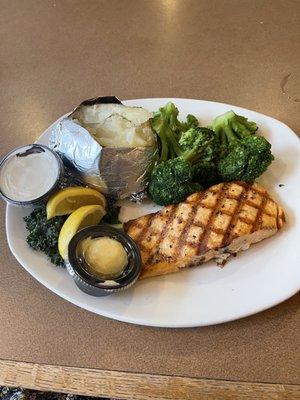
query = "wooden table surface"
xmin=0 ymin=1 xmax=299 ymax=399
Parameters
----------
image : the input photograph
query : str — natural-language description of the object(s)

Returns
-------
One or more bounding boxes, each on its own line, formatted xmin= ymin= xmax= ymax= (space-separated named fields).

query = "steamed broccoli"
xmin=191 ymin=160 xmax=220 ymax=188
xmin=149 ymin=105 xmax=274 ymax=206
xmin=217 ymin=135 xmax=274 ymax=182
xmin=212 ymin=111 xmax=274 ymax=182
xmin=181 ymin=114 xmax=199 ymax=131
xmin=149 ymin=128 xmax=211 ymax=206
xmin=148 ymin=158 xmax=202 ymax=206
xmin=213 ymin=110 xmax=258 ymax=139
xmin=150 ymin=102 xmax=199 ymax=161
xmin=179 ymin=127 xmax=217 ymax=160
xmin=149 ymin=106 xmax=219 ymax=204
xmin=179 ymin=127 xmax=221 ymax=188
xmin=151 ymin=102 xmax=182 ymax=161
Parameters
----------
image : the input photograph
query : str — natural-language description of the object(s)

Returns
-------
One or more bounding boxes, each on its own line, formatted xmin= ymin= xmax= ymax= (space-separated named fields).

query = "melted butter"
xmin=80 ymin=236 xmax=128 ymax=279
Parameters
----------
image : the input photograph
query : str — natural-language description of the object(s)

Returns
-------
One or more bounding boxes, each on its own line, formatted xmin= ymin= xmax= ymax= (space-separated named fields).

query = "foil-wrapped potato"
xmin=49 ymin=97 xmax=157 ymax=199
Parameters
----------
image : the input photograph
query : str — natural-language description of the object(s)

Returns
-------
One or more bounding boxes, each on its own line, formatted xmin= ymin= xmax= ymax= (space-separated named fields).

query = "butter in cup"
xmin=66 ymin=225 xmax=142 ymax=297
xmin=78 ymin=236 xmax=128 ymax=279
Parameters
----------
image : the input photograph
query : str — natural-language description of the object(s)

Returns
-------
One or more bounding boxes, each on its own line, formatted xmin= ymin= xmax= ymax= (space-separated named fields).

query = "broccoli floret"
xmin=217 ymin=144 xmax=247 ymax=181
xmin=148 ymin=137 xmax=207 ymax=206
xmin=24 ymin=206 xmax=66 ymax=266
xmin=179 ymin=127 xmax=218 ymax=160
xmin=212 ymin=110 xmax=258 ymax=139
xmin=218 ymin=136 xmax=274 ymax=182
xmin=164 ymin=103 xmax=199 ymax=135
xmin=192 ymin=161 xmax=220 ymax=188
xmin=148 ymin=158 xmax=202 ymax=206
xmin=151 ymin=103 xmax=183 ymax=161
xmin=179 ymin=127 xmax=221 ymax=188
xmin=149 ymin=111 xmax=221 ymax=204
xmin=150 ymin=102 xmax=200 ymax=161
xmin=181 ymin=114 xmax=199 ymax=131
xmin=212 ymin=111 xmax=274 ymax=182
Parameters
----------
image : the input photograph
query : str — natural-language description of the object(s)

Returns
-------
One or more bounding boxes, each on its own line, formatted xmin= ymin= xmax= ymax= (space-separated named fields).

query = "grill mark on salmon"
xmin=197 ymin=183 xmax=227 ymax=254
xmin=251 ymin=195 xmax=268 ymax=234
xmin=123 ymin=182 xmax=286 ymax=279
xmin=176 ymin=192 xmax=206 ymax=258
xmin=222 ymin=184 xmax=247 ymax=247
xmin=134 ymin=213 xmax=156 ymax=242
xmin=144 ymin=204 xmax=179 ymax=267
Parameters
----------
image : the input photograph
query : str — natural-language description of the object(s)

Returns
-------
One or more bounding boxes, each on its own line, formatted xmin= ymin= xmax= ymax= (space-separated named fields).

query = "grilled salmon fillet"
xmin=124 ymin=182 xmax=285 ymax=279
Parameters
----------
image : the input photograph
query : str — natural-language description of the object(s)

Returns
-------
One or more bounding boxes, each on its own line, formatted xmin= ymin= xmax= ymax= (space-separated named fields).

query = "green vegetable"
xmin=179 ymin=127 xmax=221 ymax=188
xmin=181 ymin=114 xmax=199 ymax=131
xmin=148 ymin=132 xmax=208 ymax=205
xmin=191 ymin=160 xmax=220 ymax=188
xmin=24 ymin=206 xmax=66 ymax=266
xmin=213 ymin=111 xmax=274 ymax=182
xmin=151 ymin=103 xmax=183 ymax=161
xmin=179 ymin=127 xmax=218 ymax=161
xmin=148 ymin=104 xmax=274 ymax=206
xmin=149 ymin=158 xmax=202 ymax=206
xmin=151 ymin=102 xmax=198 ymax=161
xmin=212 ymin=110 xmax=258 ymax=139
xmin=102 ymin=197 xmax=121 ymax=225
xmin=149 ymin=104 xmax=218 ymax=205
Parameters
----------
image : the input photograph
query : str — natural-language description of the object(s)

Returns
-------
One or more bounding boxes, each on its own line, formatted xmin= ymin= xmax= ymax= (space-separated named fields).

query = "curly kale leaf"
xmin=24 ymin=206 xmax=66 ymax=266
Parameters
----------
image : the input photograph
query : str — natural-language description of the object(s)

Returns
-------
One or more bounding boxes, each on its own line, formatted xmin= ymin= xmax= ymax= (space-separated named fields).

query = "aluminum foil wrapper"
xmin=49 ymin=97 xmax=156 ymax=200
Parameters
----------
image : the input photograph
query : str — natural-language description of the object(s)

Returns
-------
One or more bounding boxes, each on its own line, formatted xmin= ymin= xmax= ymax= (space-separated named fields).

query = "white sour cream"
xmin=0 ymin=147 xmax=59 ymax=202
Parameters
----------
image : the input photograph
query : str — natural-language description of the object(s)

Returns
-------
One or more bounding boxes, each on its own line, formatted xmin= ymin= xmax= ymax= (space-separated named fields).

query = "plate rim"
xmin=6 ymin=219 xmax=300 ymax=328
xmin=5 ymin=97 xmax=300 ymax=328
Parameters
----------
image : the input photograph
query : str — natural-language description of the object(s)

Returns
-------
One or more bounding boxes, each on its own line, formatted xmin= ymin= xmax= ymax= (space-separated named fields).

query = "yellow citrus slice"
xmin=58 ymin=204 xmax=106 ymax=260
xmin=46 ymin=187 xmax=106 ymax=219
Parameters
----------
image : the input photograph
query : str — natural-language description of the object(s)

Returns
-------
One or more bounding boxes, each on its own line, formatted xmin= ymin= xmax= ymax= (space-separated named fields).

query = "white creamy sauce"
xmin=0 ymin=151 xmax=59 ymax=201
xmin=102 ymin=280 xmax=119 ymax=287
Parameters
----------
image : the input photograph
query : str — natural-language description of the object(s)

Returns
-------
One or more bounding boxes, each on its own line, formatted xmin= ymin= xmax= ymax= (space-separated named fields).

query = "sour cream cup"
xmin=66 ymin=225 xmax=142 ymax=297
xmin=0 ymin=144 xmax=64 ymax=206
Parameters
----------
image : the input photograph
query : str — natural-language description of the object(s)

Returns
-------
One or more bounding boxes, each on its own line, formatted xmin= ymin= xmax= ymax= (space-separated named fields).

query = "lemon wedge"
xmin=46 ymin=187 xmax=106 ymax=219
xmin=58 ymin=204 xmax=106 ymax=260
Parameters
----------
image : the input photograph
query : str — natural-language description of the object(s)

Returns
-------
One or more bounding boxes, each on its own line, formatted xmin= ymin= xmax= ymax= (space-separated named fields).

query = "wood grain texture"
xmin=0 ymin=360 xmax=299 ymax=400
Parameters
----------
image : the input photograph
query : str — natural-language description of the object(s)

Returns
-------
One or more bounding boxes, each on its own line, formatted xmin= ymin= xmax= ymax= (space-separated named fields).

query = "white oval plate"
xmin=6 ymin=98 xmax=300 ymax=328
